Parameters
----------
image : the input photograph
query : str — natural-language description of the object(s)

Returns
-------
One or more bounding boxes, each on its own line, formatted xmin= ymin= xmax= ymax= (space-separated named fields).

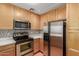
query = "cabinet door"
xmin=0 ymin=44 xmax=15 ymax=56
xmin=0 ymin=48 xmax=15 ymax=56
xmin=40 ymin=15 xmax=48 ymax=29
xmin=67 ymin=4 xmax=79 ymax=56
xmin=67 ymin=31 xmax=79 ymax=56
xmin=0 ymin=4 xmax=13 ymax=29
xmin=39 ymin=38 xmax=44 ymax=53
xmin=67 ymin=4 xmax=79 ymax=30
xmin=56 ymin=5 xmax=66 ymax=20
xmin=47 ymin=10 xmax=56 ymax=22
xmin=14 ymin=6 xmax=25 ymax=20
xmin=33 ymin=39 xmax=40 ymax=53
xmin=30 ymin=13 xmax=40 ymax=30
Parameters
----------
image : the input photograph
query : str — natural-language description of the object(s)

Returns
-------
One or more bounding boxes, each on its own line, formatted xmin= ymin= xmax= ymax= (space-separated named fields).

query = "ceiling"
xmin=12 ymin=3 xmax=65 ymax=15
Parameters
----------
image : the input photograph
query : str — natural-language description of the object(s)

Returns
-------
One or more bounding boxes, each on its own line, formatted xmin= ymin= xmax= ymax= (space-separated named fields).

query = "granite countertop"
xmin=0 ymin=37 xmax=16 ymax=46
xmin=29 ymin=33 xmax=62 ymax=39
xmin=29 ymin=33 xmax=43 ymax=39
xmin=0 ymin=33 xmax=62 ymax=46
xmin=50 ymin=33 xmax=63 ymax=37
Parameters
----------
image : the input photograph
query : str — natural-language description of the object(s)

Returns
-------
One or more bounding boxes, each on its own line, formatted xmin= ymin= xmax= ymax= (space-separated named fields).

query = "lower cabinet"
xmin=33 ymin=38 xmax=40 ymax=53
xmin=33 ymin=38 xmax=44 ymax=54
xmin=0 ymin=44 xmax=15 ymax=56
xmin=39 ymin=38 xmax=44 ymax=53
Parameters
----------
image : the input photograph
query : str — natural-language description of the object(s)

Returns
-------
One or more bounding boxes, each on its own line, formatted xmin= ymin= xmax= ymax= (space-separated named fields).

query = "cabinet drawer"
xmin=0 ymin=44 xmax=15 ymax=52
xmin=0 ymin=48 xmax=15 ymax=56
xmin=0 ymin=51 xmax=15 ymax=56
xmin=0 ymin=48 xmax=15 ymax=53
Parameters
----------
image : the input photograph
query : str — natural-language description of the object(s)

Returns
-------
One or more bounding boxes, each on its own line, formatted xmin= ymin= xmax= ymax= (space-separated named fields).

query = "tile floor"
xmin=34 ymin=52 xmax=44 ymax=56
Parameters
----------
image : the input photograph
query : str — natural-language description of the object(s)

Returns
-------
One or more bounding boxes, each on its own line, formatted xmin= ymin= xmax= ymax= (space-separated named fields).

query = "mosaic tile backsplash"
xmin=0 ymin=29 xmax=43 ymax=38
xmin=0 ymin=29 xmax=13 ymax=38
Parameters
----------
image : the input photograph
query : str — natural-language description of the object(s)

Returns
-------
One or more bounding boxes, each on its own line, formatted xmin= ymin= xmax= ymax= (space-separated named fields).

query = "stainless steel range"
xmin=13 ymin=30 xmax=33 ymax=56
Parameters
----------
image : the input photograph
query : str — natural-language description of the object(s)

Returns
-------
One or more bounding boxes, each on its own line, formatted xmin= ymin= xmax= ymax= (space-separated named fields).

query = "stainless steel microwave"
xmin=13 ymin=20 xmax=31 ymax=29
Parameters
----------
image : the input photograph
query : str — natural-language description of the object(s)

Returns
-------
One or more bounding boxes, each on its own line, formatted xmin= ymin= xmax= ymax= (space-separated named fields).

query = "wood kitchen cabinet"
xmin=40 ymin=11 xmax=55 ymax=29
xmin=40 ymin=10 xmax=56 ymax=29
xmin=14 ymin=6 xmax=29 ymax=20
xmin=30 ymin=13 xmax=40 ymax=30
xmin=56 ymin=5 xmax=66 ymax=20
xmin=0 ymin=4 xmax=40 ymax=29
xmin=66 ymin=4 xmax=79 ymax=56
xmin=40 ymin=5 xmax=66 ymax=30
xmin=33 ymin=38 xmax=44 ymax=54
xmin=33 ymin=38 xmax=40 ymax=53
xmin=39 ymin=38 xmax=44 ymax=53
xmin=47 ymin=10 xmax=56 ymax=22
xmin=14 ymin=5 xmax=40 ymax=30
xmin=0 ymin=4 xmax=14 ymax=29
xmin=0 ymin=44 xmax=15 ymax=56
xmin=40 ymin=15 xmax=48 ymax=29
xmin=66 ymin=4 xmax=79 ymax=29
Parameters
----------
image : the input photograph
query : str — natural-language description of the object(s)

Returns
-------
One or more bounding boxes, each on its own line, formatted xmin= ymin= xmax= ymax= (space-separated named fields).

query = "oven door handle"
xmin=18 ymin=41 xmax=32 ymax=45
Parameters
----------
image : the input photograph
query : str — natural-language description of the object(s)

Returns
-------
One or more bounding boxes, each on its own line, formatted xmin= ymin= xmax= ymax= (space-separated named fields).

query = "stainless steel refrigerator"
xmin=47 ymin=20 xmax=66 ymax=56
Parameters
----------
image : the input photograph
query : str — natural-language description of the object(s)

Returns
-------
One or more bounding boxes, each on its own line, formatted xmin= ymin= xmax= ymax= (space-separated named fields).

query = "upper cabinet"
xmin=14 ymin=6 xmax=40 ymax=30
xmin=0 ymin=4 xmax=66 ymax=30
xmin=14 ymin=6 xmax=28 ymax=21
xmin=67 ymin=4 xmax=79 ymax=30
xmin=0 ymin=4 xmax=40 ymax=29
xmin=14 ymin=7 xmax=40 ymax=30
xmin=40 ymin=15 xmax=48 ymax=29
xmin=30 ymin=13 xmax=40 ymax=30
xmin=56 ymin=5 xmax=66 ymax=20
xmin=40 ymin=10 xmax=56 ymax=29
xmin=40 ymin=5 xmax=66 ymax=30
xmin=0 ymin=4 xmax=14 ymax=29
xmin=47 ymin=10 xmax=56 ymax=21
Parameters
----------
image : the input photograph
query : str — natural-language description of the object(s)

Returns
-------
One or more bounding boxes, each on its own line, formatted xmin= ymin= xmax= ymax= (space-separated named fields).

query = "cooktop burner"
xmin=14 ymin=37 xmax=33 ymax=44
xmin=13 ymin=31 xmax=33 ymax=44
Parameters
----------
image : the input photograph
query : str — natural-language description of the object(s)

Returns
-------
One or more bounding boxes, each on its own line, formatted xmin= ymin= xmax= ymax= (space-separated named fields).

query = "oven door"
xmin=16 ymin=41 xmax=33 ymax=56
